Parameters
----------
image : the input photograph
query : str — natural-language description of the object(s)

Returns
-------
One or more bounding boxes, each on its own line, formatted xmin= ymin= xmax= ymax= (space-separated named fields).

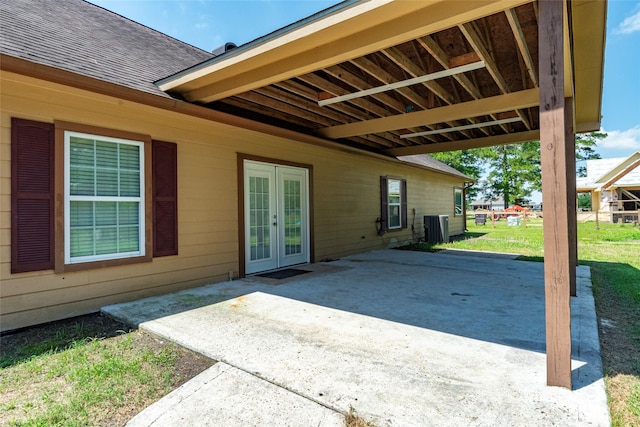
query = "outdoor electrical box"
xmin=424 ymin=215 xmax=449 ymax=243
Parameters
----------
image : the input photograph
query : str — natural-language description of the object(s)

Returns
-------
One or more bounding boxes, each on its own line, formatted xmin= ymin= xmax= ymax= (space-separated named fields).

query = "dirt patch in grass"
xmin=0 ymin=313 xmax=214 ymax=426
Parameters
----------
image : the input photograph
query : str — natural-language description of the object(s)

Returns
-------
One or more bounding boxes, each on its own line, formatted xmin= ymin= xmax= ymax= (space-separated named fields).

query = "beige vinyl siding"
xmin=0 ymin=71 xmax=466 ymax=331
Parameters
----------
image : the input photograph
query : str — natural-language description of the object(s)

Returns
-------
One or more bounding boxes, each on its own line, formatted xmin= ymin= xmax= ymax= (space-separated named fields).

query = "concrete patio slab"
xmin=103 ymin=249 xmax=609 ymax=427
xmin=126 ymin=362 xmax=344 ymax=427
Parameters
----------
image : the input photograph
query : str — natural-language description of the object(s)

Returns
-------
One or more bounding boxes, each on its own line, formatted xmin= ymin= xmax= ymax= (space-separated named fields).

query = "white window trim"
xmin=387 ymin=178 xmax=402 ymax=230
xmin=454 ymin=188 xmax=464 ymax=216
xmin=64 ymin=131 xmax=145 ymax=264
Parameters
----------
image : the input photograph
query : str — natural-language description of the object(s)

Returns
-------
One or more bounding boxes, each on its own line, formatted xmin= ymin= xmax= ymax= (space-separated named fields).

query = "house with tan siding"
xmin=0 ymin=0 xmax=476 ymax=331
xmin=1 ymin=0 xmax=610 ymax=389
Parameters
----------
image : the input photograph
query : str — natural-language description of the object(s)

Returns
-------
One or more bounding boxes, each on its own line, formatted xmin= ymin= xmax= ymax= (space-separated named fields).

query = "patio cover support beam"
xmin=383 ymin=130 xmax=540 ymax=156
xmin=316 ymin=89 xmax=539 ymax=139
xmin=566 ymin=97 xmax=578 ymax=297
xmin=539 ymin=0 xmax=572 ymax=389
xmin=399 ymin=117 xmax=521 ymax=139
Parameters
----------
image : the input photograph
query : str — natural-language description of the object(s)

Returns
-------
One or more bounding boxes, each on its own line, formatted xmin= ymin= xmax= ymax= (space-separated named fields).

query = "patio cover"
xmin=157 ymin=0 xmax=607 ymax=389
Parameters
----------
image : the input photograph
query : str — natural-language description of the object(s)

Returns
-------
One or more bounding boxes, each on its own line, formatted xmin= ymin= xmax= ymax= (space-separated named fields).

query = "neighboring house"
xmin=471 ymin=198 xmax=506 ymax=211
xmin=576 ymin=152 xmax=640 ymax=222
xmin=0 ymin=0 xmax=474 ymax=331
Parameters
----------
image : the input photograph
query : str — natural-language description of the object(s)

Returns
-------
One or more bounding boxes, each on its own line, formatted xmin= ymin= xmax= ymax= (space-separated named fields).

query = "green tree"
xmin=483 ymin=141 xmax=541 ymax=207
xmin=430 ymin=148 xmax=490 ymax=201
xmin=431 ymin=133 xmax=603 ymax=207
xmin=575 ymin=131 xmax=605 ymax=177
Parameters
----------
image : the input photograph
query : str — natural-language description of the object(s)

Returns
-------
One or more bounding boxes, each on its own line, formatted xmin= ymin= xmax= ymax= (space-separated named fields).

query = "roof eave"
xmin=572 ymin=0 xmax=607 ymax=133
xmin=158 ymin=0 xmax=532 ymax=103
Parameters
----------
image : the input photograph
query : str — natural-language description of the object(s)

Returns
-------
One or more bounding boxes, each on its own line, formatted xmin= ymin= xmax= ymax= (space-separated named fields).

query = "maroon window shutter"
xmin=152 ymin=140 xmax=178 ymax=257
xmin=11 ymin=118 xmax=55 ymax=273
xmin=379 ymin=176 xmax=388 ymax=232
xmin=401 ymin=179 xmax=408 ymax=229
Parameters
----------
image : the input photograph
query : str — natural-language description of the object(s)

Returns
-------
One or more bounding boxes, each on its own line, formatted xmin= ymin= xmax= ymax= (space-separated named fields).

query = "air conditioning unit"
xmin=424 ymin=215 xmax=449 ymax=243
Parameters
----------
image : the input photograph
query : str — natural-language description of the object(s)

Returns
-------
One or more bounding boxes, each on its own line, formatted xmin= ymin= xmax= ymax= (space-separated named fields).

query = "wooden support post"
xmin=596 ymin=210 xmax=600 ymax=230
xmin=539 ymin=0 xmax=572 ymax=389
xmin=565 ymin=97 xmax=577 ymax=297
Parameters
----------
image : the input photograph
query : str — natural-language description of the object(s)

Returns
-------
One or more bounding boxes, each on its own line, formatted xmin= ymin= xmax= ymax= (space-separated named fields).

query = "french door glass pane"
xmin=284 ymin=179 xmax=302 ymax=255
xmin=249 ymin=176 xmax=270 ymax=261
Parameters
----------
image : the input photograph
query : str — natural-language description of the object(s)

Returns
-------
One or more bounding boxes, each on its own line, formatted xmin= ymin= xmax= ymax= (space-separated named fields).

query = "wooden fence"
xmin=472 ymin=210 xmax=639 ymax=229
xmin=472 ymin=210 xmax=536 ymax=228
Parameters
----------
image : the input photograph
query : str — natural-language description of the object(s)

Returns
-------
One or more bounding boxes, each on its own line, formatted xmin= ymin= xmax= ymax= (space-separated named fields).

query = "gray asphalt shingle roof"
xmin=398 ymin=155 xmax=471 ymax=180
xmin=0 ymin=0 xmax=213 ymax=97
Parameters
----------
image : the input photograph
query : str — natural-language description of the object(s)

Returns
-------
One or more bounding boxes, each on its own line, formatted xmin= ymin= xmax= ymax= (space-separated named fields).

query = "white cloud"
xmin=195 ymin=22 xmax=209 ymax=30
xmin=616 ymin=7 xmax=640 ymax=34
xmin=600 ymin=126 xmax=640 ymax=150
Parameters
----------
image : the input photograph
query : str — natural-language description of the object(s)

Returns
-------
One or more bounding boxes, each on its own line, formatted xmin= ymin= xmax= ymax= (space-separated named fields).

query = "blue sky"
xmin=89 ymin=0 xmax=640 ymax=160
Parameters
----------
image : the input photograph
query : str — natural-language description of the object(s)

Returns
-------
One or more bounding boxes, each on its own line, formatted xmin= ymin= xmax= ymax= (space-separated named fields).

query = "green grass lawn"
xmin=0 ymin=316 xmax=213 ymax=426
xmin=416 ymin=216 xmax=640 ymax=426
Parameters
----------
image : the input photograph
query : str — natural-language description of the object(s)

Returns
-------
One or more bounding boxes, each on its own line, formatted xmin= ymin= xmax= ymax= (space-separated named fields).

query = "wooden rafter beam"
xmin=459 ymin=21 xmax=533 ymax=130
xmin=235 ymin=89 xmax=400 ymax=149
xmin=505 ymin=8 xmax=538 ymax=87
xmin=253 ymin=87 xmax=413 ymax=148
xmin=235 ymin=91 xmax=338 ymax=127
xmin=347 ymin=55 xmax=442 ymax=140
xmin=383 ymin=130 xmax=540 ymax=155
xmin=382 ymin=46 xmax=455 ymax=104
xmin=314 ymin=66 xmax=443 ymax=142
xmin=349 ymin=56 xmax=431 ymax=110
xmin=323 ymin=65 xmax=408 ymax=114
xmin=297 ymin=73 xmax=391 ymax=118
xmin=317 ymin=88 xmax=539 ymax=139
xmin=275 ymin=80 xmax=379 ymax=125
xmin=255 ymin=87 xmax=346 ymax=124
xmin=221 ymin=97 xmax=319 ymax=129
xmin=459 ymin=22 xmax=510 ymax=93
xmin=415 ymin=35 xmax=497 ymax=136
xmin=318 ymin=61 xmax=484 ymax=107
xmin=380 ymin=46 xmax=480 ymax=139
xmin=417 ymin=36 xmax=509 ymax=136
xmin=417 ymin=35 xmax=483 ymax=100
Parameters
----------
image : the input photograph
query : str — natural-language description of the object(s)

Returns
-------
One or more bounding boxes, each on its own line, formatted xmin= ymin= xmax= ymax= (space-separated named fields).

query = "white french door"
xmin=244 ymin=160 xmax=309 ymax=274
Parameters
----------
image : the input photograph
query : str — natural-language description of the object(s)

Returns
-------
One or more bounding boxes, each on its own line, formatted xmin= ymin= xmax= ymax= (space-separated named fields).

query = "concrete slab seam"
xmin=138 ymin=322 xmax=348 ymax=421
xmin=140 ymin=367 xmax=228 ymax=426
